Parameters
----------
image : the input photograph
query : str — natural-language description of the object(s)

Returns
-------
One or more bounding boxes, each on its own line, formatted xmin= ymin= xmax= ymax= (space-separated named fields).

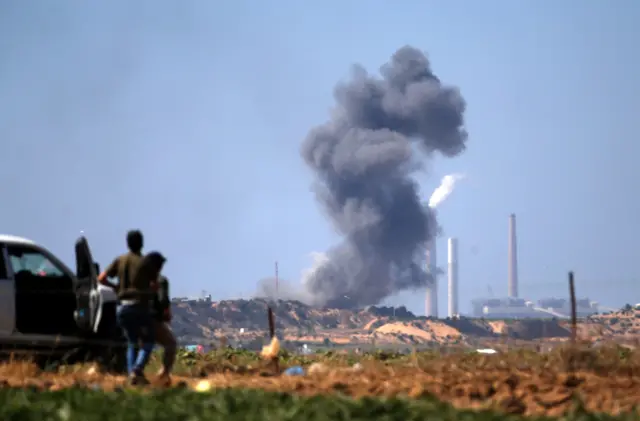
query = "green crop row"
xmin=0 ymin=387 xmax=636 ymax=421
xmin=172 ymin=343 xmax=640 ymax=376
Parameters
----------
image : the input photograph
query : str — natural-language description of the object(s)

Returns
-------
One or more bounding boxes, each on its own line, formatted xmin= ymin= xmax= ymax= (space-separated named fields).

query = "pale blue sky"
xmin=1 ymin=1 xmax=638 ymax=316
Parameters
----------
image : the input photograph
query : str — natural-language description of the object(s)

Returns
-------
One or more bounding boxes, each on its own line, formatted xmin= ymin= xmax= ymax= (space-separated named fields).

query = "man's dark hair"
xmin=126 ymin=230 xmax=144 ymax=253
xmin=144 ymin=251 xmax=166 ymax=269
xmin=136 ymin=251 xmax=167 ymax=284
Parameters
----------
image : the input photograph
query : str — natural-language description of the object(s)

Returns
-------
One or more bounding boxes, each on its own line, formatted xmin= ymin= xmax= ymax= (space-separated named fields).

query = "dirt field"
xmin=1 ymin=343 xmax=639 ymax=417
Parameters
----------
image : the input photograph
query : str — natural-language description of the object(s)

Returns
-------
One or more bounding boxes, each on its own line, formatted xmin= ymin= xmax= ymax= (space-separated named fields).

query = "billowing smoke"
xmin=300 ymin=46 xmax=468 ymax=309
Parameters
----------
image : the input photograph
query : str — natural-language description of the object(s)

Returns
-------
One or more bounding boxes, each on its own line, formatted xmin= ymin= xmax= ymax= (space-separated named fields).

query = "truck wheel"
xmin=99 ymin=345 xmax=128 ymax=374
xmin=33 ymin=354 xmax=63 ymax=372
xmin=94 ymin=302 xmax=128 ymax=374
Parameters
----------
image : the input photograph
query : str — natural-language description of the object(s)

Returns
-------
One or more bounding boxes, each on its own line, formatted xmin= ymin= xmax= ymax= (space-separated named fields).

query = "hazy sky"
xmin=1 ymin=1 xmax=638 ymax=315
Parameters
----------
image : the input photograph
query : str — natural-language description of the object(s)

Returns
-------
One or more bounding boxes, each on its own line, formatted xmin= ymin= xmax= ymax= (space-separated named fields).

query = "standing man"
xmin=97 ymin=230 xmax=157 ymax=384
xmin=117 ymin=250 xmax=166 ymax=384
xmin=98 ymin=230 xmax=144 ymax=292
xmin=153 ymin=275 xmax=177 ymax=382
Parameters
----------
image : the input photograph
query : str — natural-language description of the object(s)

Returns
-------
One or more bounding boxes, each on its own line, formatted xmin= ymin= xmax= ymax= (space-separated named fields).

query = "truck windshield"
xmin=9 ymin=251 xmax=65 ymax=277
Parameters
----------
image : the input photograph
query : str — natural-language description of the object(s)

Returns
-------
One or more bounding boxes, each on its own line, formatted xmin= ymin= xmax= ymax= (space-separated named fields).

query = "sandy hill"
xmin=165 ymin=298 xmax=640 ymax=348
xmin=572 ymin=306 xmax=640 ymax=340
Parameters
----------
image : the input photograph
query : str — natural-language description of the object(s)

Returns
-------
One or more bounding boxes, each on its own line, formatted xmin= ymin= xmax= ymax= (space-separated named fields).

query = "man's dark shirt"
xmin=104 ymin=252 xmax=144 ymax=302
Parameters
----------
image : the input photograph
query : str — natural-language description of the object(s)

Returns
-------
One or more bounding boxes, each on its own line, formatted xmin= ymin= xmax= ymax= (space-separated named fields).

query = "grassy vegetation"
xmin=0 ymin=387 xmax=634 ymax=421
xmin=168 ymin=341 xmax=640 ymax=377
xmin=3 ymin=341 xmax=640 ymax=418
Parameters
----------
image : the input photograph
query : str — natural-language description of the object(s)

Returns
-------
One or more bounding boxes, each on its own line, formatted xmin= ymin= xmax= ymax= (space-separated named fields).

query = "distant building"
xmin=171 ymin=294 xmax=212 ymax=304
xmin=536 ymin=297 xmax=598 ymax=318
xmin=471 ymin=296 xmax=598 ymax=319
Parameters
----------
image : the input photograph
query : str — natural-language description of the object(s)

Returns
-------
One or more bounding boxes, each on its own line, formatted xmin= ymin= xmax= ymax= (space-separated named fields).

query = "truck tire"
xmin=99 ymin=343 xmax=127 ymax=374
xmin=94 ymin=302 xmax=128 ymax=374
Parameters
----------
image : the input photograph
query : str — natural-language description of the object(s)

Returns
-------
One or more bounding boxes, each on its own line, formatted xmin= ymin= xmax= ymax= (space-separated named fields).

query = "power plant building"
xmin=471 ymin=297 xmax=599 ymax=319
xmin=469 ymin=214 xmax=598 ymax=319
xmin=427 ymin=212 xmax=600 ymax=320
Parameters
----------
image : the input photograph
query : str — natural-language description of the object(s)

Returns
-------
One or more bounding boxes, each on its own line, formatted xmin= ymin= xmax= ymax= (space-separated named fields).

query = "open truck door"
xmin=74 ymin=236 xmax=102 ymax=333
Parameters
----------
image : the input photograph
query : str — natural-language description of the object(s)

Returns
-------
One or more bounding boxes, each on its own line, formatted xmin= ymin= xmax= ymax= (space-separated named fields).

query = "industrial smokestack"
xmin=425 ymin=239 xmax=438 ymax=317
xmin=508 ymin=213 xmax=518 ymax=298
xmin=447 ymin=237 xmax=458 ymax=318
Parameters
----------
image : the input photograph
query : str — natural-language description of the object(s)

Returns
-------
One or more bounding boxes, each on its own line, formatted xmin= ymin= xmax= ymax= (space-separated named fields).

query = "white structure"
xmin=447 ymin=237 xmax=459 ymax=318
xmin=508 ymin=213 xmax=519 ymax=298
xmin=425 ymin=239 xmax=438 ymax=317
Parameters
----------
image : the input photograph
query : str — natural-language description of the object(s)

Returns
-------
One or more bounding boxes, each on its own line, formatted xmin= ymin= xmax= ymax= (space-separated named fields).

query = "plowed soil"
xmin=2 ymin=346 xmax=640 ymax=417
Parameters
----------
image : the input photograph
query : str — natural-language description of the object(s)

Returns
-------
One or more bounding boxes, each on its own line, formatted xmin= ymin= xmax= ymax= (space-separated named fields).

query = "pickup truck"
xmin=0 ymin=234 xmax=126 ymax=372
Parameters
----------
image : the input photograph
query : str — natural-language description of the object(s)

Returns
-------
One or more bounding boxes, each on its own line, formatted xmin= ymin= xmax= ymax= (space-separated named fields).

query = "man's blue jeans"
xmin=116 ymin=303 xmax=155 ymax=376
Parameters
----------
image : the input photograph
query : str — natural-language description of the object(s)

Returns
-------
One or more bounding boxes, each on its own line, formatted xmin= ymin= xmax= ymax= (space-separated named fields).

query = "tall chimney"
xmin=425 ymin=239 xmax=438 ymax=317
xmin=447 ymin=237 xmax=459 ymax=318
xmin=508 ymin=213 xmax=518 ymax=298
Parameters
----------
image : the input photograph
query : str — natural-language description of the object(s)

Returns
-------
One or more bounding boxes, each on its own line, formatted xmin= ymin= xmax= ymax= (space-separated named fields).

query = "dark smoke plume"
xmin=300 ymin=46 xmax=468 ymax=309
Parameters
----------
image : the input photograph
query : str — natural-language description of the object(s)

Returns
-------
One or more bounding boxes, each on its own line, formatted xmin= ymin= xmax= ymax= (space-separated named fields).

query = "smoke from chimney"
xmin=428 ymin=173 xmax=466 ymax=209
xmin=424 ymin=173 xmax=466 ymax=317
xmin=299 ymin=46 xmax=468 ymax=308
xmin=508 ymin=213 xmax=518 ymax=298
xmin=447 ymin=237 xmax=459 ymax=318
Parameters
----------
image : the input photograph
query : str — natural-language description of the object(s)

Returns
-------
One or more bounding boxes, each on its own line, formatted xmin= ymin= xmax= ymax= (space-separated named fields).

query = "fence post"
xmin=267 ymin=306 xmax=279 ymax=373
xmin=568 ymin=271 xmax=577 ymax=345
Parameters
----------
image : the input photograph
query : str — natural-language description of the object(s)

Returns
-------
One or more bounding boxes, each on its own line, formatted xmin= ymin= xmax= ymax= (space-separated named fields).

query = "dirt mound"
xmin=487 ymin=321 xmax=507 ymax=334
xmin=505 ymin=320 xmax=571 ymax=339
xmin=171 ymin=298 xmax=627 ymax=345
xmin=442 ymin=318 xmax=496 ymax=337
xmin=585 ymin=308 xmax=640 ymax=336
xmin=182 ymin=365 xmax=639 ymax=417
